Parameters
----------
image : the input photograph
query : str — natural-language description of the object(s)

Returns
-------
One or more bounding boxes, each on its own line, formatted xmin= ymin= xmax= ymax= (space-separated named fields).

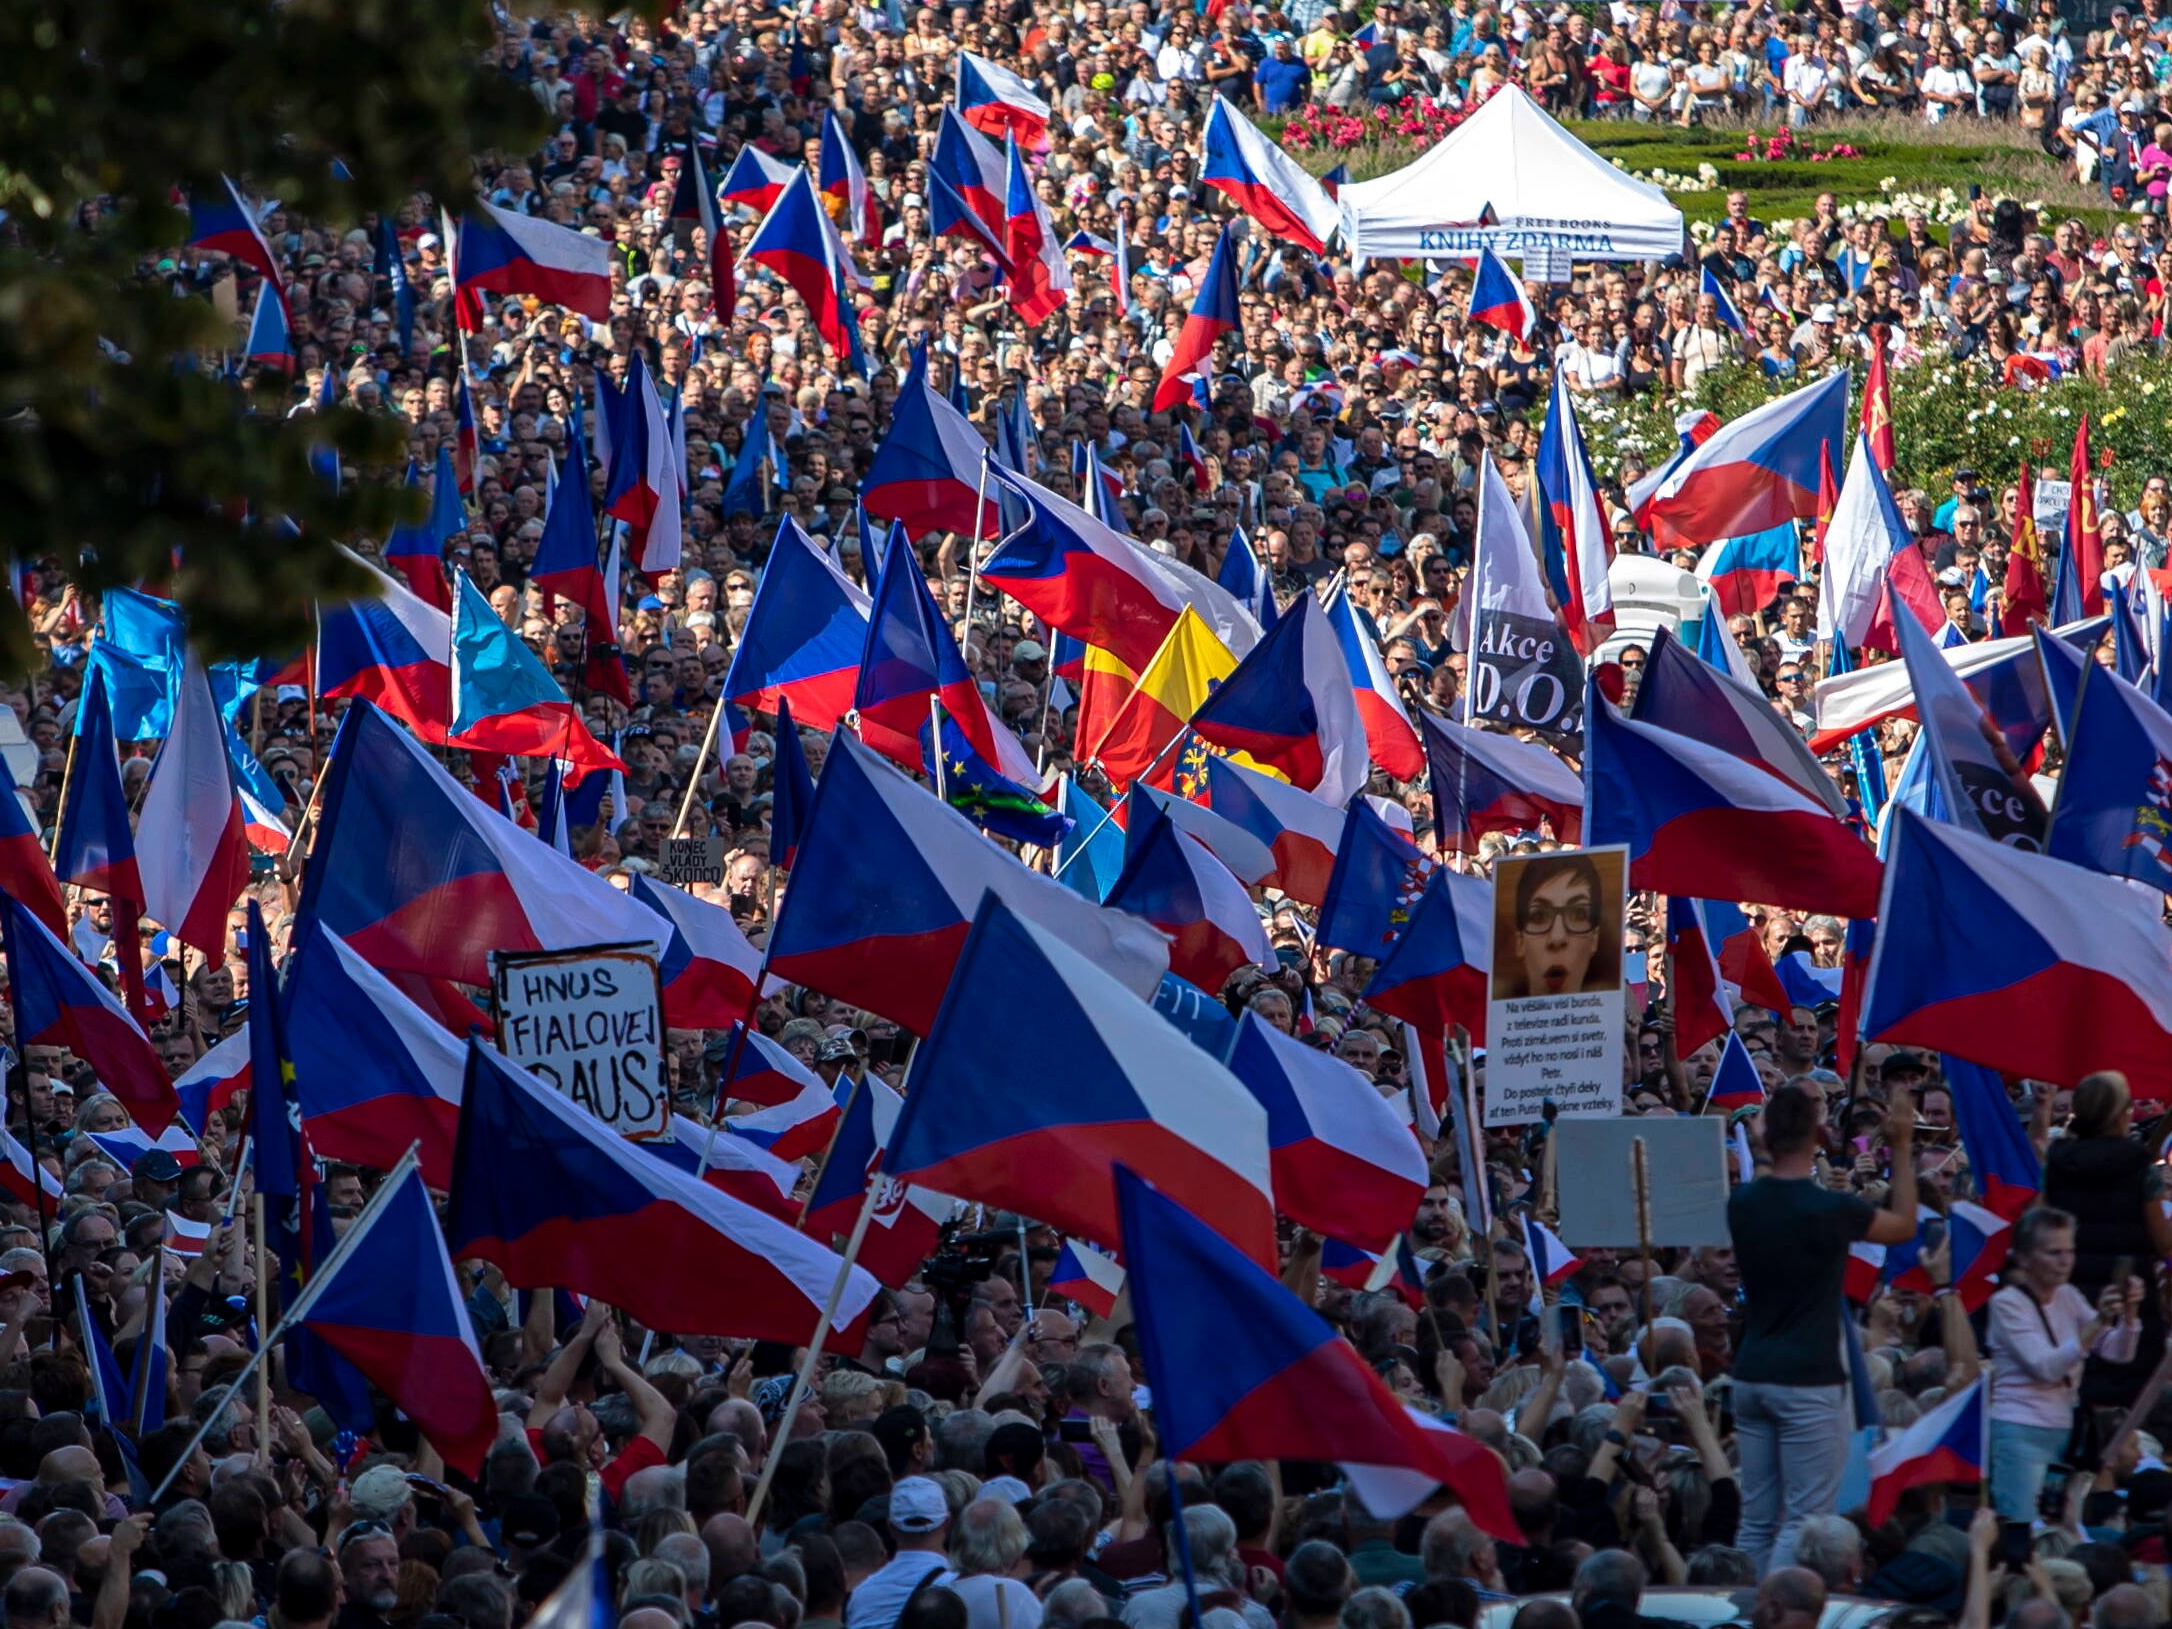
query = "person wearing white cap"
xmin=845 ymin=1476 xmax=953 ymax=1629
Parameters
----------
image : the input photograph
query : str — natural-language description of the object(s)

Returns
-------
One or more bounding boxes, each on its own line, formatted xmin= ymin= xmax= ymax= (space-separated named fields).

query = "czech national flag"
xmin=863 ymin=345 xmax=999 ymax=538
xmin=1635 ymin=370 xmax=1849 ymax=554
xmin=1050 ymin=1238 xmax=1127 ymax=1318
xmin=0 ymin=773 xmax=65 ymax=944
xmin=1179 ymin=423 xmax=1214 ymax=495
xmin=1189 ymin=590 xmax=1369 ymax=807
xmin=1697 ymin=525 xmax=1797 ymax=618
xmin=1002 ymin=136 xmax=1072 ymax=326
xmin=1704 ymin=1031 xmax=1764 ymax=1111
xmin=719 ymin=144 xmax=799 ymax=216
xmin=1700 ymin=265 xmax=1746 ymax=333
xmin=771 ymin=695 xmax=817 ymax=870
xmin=601 ymin=352 xmax=682 ymax=573
xmin=881 ymin=892 xmax=1274 ymax=1266
xmin=1152 ymin=223 xmax=1241 ymax=413
xmin=929 ymin=169 xmax=1013 ymax=268
xmin=623 ymin=874 xmax=761 ymax=1030
xmin=1809 ymin=626 xmax=2060 ymax=758
xmin=856 ymin=542 xmax=1041 ymax=783
xmin=299 ymin=701 xmax=667 ymax=988
xmin=188 ymin=176 xmax=288 ymax=314
xmin=724 ymin=1077 xmax=846 ymax=1164
xmin=1534 ymin=371 xmax=1617 ymax=658
xmin=290 ymin=1154 xmax=500 ymax=1474
xmin=714 ymin=1023 xmax=827 ymax=1110
xmin=2044 ymin=663 xmax=2172 ymax=884
xmin=1631 ymin=626 xmax=1846 ymax=816
xmin=530 ymin=423 xmax=608 ymax=625
xmin=52 ymin=664 xmax=142 ymax=925
xmin=768 ymin=729 xmax=1168 ymax=1034
xmin=0 ymin=892 xmax=177 ymax=1132
xmin=1130 ymin=783 xmax=1273 ymax=886
xmin=1361 ymin=866 xmax=1492 ymax=1043
xmin=1199 ymin=96 xmax=1341 ymax=254
xmin=1522 ymin=1215 xmax=1583 ymax=1288
xmin=818 ymin=106 xmax=879 ymax=247
xmin=746 ymin=170 xmax=867 ymax=371
xmin=798 ymin=1075 xmax=959 ymax=1286
xmin=1944 ymin=1055 xmax=2040 ymax=1219
xmin=1866 ymin=1379 xmax=1985 ymax=1525
xmin=1199 ymin=753 xmax=1342 ymax=907
xmin=380 ymin=450 xmax=462 ymax=612
xmin=1116 ymin=1167 xmax=1517 ymax=1536
xmin=721 ymin=516 xmax=872 ymax=732
xmin=981 ymin=470 xmax=1229 ymax=674
xmin=1325 ymin=585 xmax=1423 ymax=781
xmin=1585 ymin=687 xmax=1884 ymax=919
xmin=1226 ymin=1010 xmax=1426 ymax=1253
xmin=134 ymin=652 xmax=251 ymax=957
xmin=317 ymin=548 xmax=455 ymax=743
xmin=447 ymin=572 xmax=622 ymax=774
xmin=1864 ymin=810 xmax=2172 ymax=1094
xmin=1845 ymin=1240 xmax=1887 ymax=1304
xmin=0 ymin=1127 xmax=61 ymax=1209
xmin=1317 ymin=798 xmax=1434 ymax=956
xmin=1466 ymin=247 xmax=1537 ymax=342
xmin=284 ymin=923 xmax=468 ymax=1187
xmin=934 ymin=107 xmax=1009 ymax=234
xmin=1662 ymin=898 xmax=1741 ymax=1058
xmin=1105 ymin=794 xmax=1273 ymax=994
xmin=1888 ymin=1200 xmax=2010 ymax=1313
xmin=173 ymin=1030 xmax=250 ymax=1135
xmin=646 ymin=1121 xmax=806 ymax=1221
xmin=447 ymin=1040 xmax=882 ymax=1341
xmin=955 ymin=49 xmax=1051 ymax=152
xmin=86 ymin=1124 xmax=200 ymax=1171
xmin=448 ymin=198 xmax=615 ymax=324
xmin=1417 ymin=709 xmax=1582 ymax=853
xmin=245 ymin=287 xmax=294 ymax=372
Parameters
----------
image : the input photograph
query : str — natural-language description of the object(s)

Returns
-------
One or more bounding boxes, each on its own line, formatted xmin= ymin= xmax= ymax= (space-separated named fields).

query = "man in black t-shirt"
xmin=1729 ymin=1085 xmax=1920 ymax=1573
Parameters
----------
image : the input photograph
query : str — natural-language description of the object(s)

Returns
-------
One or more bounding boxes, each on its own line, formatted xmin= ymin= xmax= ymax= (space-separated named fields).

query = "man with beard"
xmin=333 ymin=1526 xmax=400 ymax=1629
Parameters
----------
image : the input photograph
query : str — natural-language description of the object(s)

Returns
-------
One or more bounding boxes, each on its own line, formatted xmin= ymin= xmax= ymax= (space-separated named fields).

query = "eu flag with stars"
xmin=920 ymin=705 xmax=1072 ymax=848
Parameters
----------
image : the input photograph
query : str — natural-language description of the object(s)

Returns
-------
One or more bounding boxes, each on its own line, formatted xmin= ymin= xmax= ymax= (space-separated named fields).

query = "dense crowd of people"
xmin=5 ymin=5 xmax=2172 ymax=1629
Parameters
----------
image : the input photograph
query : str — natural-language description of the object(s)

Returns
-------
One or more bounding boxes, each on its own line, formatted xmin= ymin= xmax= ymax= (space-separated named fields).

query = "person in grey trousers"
xmin=1727 ymin=1083 xmax=1920 ymax=1572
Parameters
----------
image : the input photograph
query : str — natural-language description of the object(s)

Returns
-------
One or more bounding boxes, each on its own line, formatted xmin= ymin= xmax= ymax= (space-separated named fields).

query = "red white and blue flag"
xmin=1106 ymin=794 xmax=1274 ymax=996
xmin=1152 ymin=223 xmax=1240 ymax=412
xmin=1866 ymin=1378 xmax=1985 ymax=1525
xmin=719 ymin=144 xmax=799 ymax=216
xmin=1361 ymin=866 xmax=1492 ymax=1044
xmin=1226 ymin=1010 xmax=1426 ymax=1254
xmin=1190 ymin=590 xmax=1368 ymax=807
xmin=1325 ymin=583 xmax=1423 ymax=781
xmin=1049 ymin=1238 xmax=1127 ymax=1318
xmin=1417 ymin=709 xmax=1582 ymax=853
xmin=1704 ymin=1031 xmax=1765 ymax=1112
xmin=1117 ymin=1167 xmax=1516 ymax=1534
xmin=767 ymin=729 xmax=1167 ymax=1034
xmin=1466 ymin=247 xmax=1537 ymax=342
xmin=955 ymin=50 xmax=1051 ymax=152
xmin=1634 ymin=370 xmax=1849 ymax=553
xmin=1199 ymin=96 xmax=1340 ymax=253
xmin=1198 ymin=753 xmax=1343 ymax=907
xmin=1534 ymin=371 xmax=1616 ymax=656
xmin=881 ymin=894 xmax=1273 ymax=1264
xmin=1002 ymin=137 xmax=1072 ymax=326
xmin=447 ymin=199 xmax=614 ymax=327
xmin=1865 ymin=810 xmax=2172 ymax=1093
xmin=446 ymin=1040 xmax=882 ymax=1341
xmin=316 ymin=548 xmax=454 ymax=743
xmin=0 ymin=891 xmax=177 ymax=1131
xmin=135 ymin=651 xmax=250 ymax=957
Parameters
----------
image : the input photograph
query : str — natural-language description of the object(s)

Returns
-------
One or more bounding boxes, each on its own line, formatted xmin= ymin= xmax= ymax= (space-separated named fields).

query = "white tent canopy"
xmin=1338 ymin=86 xmax=1685 ymax=264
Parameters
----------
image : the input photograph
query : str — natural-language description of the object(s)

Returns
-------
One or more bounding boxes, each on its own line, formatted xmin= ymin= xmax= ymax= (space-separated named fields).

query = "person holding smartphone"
xmin=1986 ymin=1209 xmax=2142 ymax=1520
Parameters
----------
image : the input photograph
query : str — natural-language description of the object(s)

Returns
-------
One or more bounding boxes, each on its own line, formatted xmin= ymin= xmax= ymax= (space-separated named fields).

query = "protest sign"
xmin=1482 ymin=846 xmax=1627 ymax=1125
xmin=1555 ymin=1115 xmax=1730 ymax=1247
xmin=1465 ymin=453 xmax=1583 ymax=736
xmin=2034 ymin=478 xmax=2070 ymax=539
xmin=657 ymin=834 xmax=725 ymax=888
xmin=494 ymin=944 xmax=669 ymax=1140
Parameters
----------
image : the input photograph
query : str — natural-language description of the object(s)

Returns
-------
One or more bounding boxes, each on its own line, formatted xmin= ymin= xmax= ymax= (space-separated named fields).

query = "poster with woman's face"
xmin=1482 ymin=846 xmax=1630 ymax=1127
xmin=1491 ymin=847 xmax=1627 ymax=1002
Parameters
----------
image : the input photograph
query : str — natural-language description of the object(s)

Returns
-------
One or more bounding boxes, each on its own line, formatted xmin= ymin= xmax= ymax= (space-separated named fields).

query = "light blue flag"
xmin=1053 ymin=775 xmax=1126 ymax=903
xmin=448 ymin=571 xmax=572 ymax=738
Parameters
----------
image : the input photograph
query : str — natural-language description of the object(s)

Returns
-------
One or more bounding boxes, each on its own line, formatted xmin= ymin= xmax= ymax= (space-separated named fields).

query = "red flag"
xmin=2003 ymin=460 xmax=2048 ymax=630
xmin=1863 ymin=330 xmax=1895 ymax=474
xmin=1811 ymin=440 xmax=1839 ymax=566
xmin=2069 ymin=415 xmax=2106 ymax=617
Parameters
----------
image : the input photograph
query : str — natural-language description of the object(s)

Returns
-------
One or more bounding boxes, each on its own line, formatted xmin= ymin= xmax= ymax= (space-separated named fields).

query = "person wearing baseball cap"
xmin=845 ymin=1476 xmax=951 ymax=1629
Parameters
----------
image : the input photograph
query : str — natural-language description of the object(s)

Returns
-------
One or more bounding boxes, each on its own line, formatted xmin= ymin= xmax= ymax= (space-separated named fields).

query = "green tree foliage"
xmin=0 ymin=0 xmax=545 ymax=672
